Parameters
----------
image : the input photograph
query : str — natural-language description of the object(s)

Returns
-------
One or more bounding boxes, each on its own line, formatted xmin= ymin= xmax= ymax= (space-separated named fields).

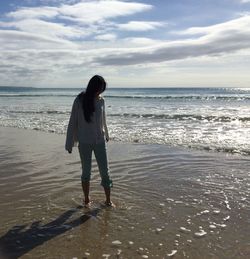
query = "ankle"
xmin=105 ymin=199 xmax=111 ymax=204
xmin=105 ymin=200 xmax=113 ymax=207
xmin=84 ymin=197 xmax=90 ymax=204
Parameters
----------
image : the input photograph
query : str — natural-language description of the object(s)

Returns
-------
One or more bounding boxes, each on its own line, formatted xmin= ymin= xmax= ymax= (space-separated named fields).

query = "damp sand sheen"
xmin=0 ymin=127 xmax=249 ymax=258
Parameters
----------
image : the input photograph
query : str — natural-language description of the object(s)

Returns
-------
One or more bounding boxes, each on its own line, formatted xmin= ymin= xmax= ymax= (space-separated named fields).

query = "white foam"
xmin=112 ymin=240 xmax=122 ymax=245
xmin=200 ymin=210 xmax=209 ymax=214
xmin=194 ymin=230 xmax=207 ymax=237
xmin=102 ymin=254 xmax=111 ymax=258
xmin=209 ymin=225 xmax=216 ymax=229
xmin=224 ymin=200 xmax=231 ymax=210
xmin=128 ymin=241 xmax=134 ymax=245
xmin=223 ymin=193 xmax=231 ymax=210
xmin=223 ymin=216 xmax=230 ymax=221
xmin=142 ymin=256 xmax=149 ymax=259
xmin=156 ymin=228 xmax=163 ymax=233
xmin=180 ymin=227 xmax=191 ymax=233
xmin=167 ymin=250 xmax=177 ymax=257
xmin=215 ymin=223 xmax=227 ymax=228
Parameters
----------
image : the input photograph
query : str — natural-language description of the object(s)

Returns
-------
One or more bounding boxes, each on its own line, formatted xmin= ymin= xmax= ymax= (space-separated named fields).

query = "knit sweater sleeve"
xmin=65 ymin=97 xmax=78 ymax=151
xmin=103 ymin=99 xmax=109 ymax=141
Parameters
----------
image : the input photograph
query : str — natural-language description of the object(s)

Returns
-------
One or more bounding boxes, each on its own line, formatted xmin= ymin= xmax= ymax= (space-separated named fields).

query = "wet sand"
xmin=0 ymin=127 xmax=249 ymax=259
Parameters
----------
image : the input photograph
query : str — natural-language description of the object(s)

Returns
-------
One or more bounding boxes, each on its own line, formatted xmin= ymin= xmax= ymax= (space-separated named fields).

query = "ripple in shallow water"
xmin=0 ymin=128 xmax=249 ymax=258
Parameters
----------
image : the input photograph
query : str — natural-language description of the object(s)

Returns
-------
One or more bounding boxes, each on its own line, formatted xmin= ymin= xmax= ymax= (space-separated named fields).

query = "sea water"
xmin=0 ymin=87 xmax=249 ymax=155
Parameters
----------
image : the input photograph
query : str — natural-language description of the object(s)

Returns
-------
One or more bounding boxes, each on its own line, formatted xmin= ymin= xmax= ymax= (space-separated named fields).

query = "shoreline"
xmin=0 ymin=126 xmax=249 ymax=258
xmin=0 ymin=125 xmax=248 ymax=158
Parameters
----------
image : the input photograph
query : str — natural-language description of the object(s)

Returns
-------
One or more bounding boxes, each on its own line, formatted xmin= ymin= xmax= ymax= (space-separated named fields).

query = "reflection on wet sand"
xmin=0 ymin=127 xmax=249 ymax=258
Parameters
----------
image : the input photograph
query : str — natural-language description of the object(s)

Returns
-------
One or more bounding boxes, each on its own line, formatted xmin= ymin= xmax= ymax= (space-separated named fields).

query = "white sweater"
xmin=65 ymin=95 xmax=109 ymax=150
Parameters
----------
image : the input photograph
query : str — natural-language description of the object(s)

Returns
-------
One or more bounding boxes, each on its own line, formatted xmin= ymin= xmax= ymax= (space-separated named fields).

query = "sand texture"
xmin=0 ymin=127 xmax=249 ymax=259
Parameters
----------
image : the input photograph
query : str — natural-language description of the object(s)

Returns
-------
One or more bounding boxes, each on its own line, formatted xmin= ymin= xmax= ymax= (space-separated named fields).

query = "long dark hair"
xmin=78 ymin=75 xmax=106 ymax=123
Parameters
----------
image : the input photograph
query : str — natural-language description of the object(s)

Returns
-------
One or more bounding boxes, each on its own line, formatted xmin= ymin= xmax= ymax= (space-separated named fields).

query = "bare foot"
xmin=84 ymin=198 xmax=91 ymax=208
xmin=104 ymin=201 xmax=115 ymax=207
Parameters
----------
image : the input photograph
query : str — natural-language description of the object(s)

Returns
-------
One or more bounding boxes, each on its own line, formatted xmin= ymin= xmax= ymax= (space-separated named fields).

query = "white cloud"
xmin=94 ymin=15 xmax=250 ymax=66
xmin=124 ymin=37 xmax=161 ymax=46
xmin=0 ymin=19 xmax=88 ymax=40
xmin=117 ymin=21 xmax=164 ymax=31
xmin=177 ymin=14 xmax=250 ymax=36
xmin=58 ymin=1 xmax=152 ymax=24
xmin=0 ymin=30 xmax=77 ymax=50
xmin=1 ymin=1 xmax=154 ymax=44
xmin=8 ymin=0 xmax=152 ymax=24
xmin=7 ymin=6 xmax=58 ymax=20
xmin=94 ymin=33 xmax=117 ymax=41
xmin=1 ymin=1 xmax=250 ymax=87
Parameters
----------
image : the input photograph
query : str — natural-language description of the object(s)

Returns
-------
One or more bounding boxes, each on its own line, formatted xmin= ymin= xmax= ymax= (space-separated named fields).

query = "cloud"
xmin=1 ymin=1 xmax=250 ymax=87
xmin=94 ymin=15 xmax=250 ymax=66
xmin=124 ymin=37 xmax=161 ymax=46
xmin=177 ymin=14 xmax=250 ymax=36
xmin=58 ymin=1 xmax=152 ymax=24
xmin=0 ymin=48 xmax=95 ymax=86
xmin=7 ymin=6 xmax=58 ymax=20
xmin=94 ymin=33 xmax=117 ymax=41
xmin=117 ymin=21 xmax=164 ymax=31
xmin=0 ymin=19 xmax=87 ymax=40
xmin=23 ymin=0 xmax=78 ymax=4
xmin=0 ymin=30 xmax=77 ymax=50
xmin=1 ymin=0 xmax=154 ymax=44
xmin=7 ymin=0 xmax=152 ymax=24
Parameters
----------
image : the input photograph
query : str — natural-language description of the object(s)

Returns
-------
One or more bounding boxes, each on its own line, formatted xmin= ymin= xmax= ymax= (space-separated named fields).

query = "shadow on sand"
xmin=0 ymin=205 xmax=101 ymax=259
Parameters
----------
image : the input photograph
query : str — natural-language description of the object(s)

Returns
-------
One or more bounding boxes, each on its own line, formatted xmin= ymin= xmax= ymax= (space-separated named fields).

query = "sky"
xmin=0 ymin=0 xmax=250 ymax=88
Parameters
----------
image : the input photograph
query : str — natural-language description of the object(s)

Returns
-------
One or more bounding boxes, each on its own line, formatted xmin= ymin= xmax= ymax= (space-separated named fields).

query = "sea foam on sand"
xmin=0 ymin=127 xmax=249 ymax=259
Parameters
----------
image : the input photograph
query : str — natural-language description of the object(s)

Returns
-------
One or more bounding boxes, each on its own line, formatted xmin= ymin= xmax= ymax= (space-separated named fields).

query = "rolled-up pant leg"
xmin=78 ymin=143 xmax=92 ymax=182
xmin=93 ymin=142 xmax=113 ymax=188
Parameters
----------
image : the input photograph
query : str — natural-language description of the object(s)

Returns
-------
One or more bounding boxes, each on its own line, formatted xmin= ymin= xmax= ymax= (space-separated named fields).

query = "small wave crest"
xmin=0 ymin=94 xmax=76 ymax=97
xmin=1 ymin=93 xmax=250 ymax=101
xmin=109 ymin=113 xmax=250 ymax=122
xmin=9 ymin=110 xmax=69 ymax=115
xmin=105 ymin=95 xmax=250 ymax=101
xmin=188 ymin=145 xmax=250 ymax=156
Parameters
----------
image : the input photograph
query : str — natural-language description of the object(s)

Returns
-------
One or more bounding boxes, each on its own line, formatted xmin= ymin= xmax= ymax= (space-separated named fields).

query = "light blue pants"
xmin=78 ymin=142 xmax=113 ymax=188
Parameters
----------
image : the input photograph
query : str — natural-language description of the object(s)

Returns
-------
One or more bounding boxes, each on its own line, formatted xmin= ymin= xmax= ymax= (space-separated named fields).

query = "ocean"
xmin=0 ymin=87 xmax=249 ymax=155
xmin=0 ymin=89 xmax=250 ymax=258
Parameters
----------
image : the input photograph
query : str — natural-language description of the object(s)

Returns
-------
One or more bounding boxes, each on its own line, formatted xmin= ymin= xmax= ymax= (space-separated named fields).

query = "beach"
xmin=0 ymin=127 xmax=249 ymax=259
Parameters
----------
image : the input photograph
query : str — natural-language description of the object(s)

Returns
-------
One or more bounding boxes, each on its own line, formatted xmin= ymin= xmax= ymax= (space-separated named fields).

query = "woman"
xmin=65 ymin=75 xmax=113 ymax=207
